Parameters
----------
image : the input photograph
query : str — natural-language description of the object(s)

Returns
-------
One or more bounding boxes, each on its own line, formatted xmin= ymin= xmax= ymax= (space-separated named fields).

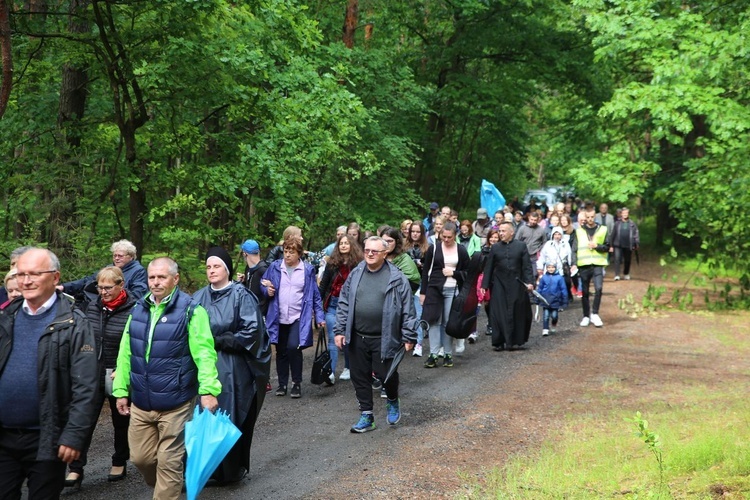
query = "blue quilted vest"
xmin=128 ymin=289 xmax=197 ymax=411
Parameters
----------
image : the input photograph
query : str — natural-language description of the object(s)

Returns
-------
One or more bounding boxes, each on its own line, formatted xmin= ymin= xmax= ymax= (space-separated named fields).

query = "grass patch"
xmin=460 ymin=315 xmax=750 ymax=500
xmin=464 ymin=395 xmax=750 ymax=499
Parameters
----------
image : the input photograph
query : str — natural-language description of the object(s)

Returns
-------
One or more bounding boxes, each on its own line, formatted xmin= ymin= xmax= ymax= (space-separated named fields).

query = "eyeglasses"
xmin=16 ymin=270 xmax=58 ymax=281
xmin=96 ymin=284 xmax=121 ymax=292
xmin=364 ymin=249 xmax=384 ymax=255
xmin=112 ymin=253 xmax=128 ymax=259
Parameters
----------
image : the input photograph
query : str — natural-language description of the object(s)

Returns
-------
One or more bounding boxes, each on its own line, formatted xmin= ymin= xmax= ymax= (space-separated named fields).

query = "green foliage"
xmin=627 ymin=411 xmax=669 ymax=496
xmin=567 ymin=0 xmax=750 ymax=286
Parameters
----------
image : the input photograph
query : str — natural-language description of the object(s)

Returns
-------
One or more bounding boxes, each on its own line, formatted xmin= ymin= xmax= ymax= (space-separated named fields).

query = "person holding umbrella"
xmin=193 ymin=247 xmax=271 ymax=484
xmin=112 ymin=257 xmax=221 ymax=500
xmin=334 ymin=236 xmax=418 ymax=433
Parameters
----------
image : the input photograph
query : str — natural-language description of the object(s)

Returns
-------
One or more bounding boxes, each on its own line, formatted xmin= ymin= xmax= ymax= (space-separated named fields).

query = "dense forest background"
xmin=0 ymin=0 xmax=748 ymax=285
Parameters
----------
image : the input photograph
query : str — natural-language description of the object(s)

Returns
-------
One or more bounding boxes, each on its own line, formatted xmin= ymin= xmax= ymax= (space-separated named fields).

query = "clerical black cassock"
xmin=481 ymin=238 xmax=534 ymax=349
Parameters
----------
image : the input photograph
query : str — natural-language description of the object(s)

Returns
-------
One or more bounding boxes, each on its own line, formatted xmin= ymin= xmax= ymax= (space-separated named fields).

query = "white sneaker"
xmin=614 ymin=275 xmax=620 ymax=281
xmin=550 ymin=327 xmax=557 ymax=334
xmin=412 ymin=344 xmax=423 ymax=357
xmin=339 ymin=368 xmax=351 ymax=380
xmin=467 ymin=332 xmax=478 ymax=344
xmin=591 ymin=314 xmax=603 ymax=327
xmin=580 ymin=317 xmax=591 ymax=327
xmin=624 ymin=275 xmax=631 ymax=280
xmin=329 ymin=373 xmax=336 ymax=385
xmin=455 ymin=339 xmax=465 ymax=354
xmin=542 ymin=329 xmax=549 ymax=336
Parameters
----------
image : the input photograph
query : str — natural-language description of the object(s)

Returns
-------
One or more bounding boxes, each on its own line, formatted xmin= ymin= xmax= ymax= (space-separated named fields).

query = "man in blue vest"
xmin=113 ymin=257 xmax=221 ymax=500
xmin=571 ymin=209 xmax=610 ymax=328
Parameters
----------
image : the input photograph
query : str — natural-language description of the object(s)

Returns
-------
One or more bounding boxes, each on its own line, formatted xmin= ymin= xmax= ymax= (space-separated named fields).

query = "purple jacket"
xmin=261 ymin=260 xmax=324 ymax=348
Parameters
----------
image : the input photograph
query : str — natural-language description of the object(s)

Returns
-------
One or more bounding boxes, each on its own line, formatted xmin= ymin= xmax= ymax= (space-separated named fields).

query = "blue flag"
xmin=480 ymin=180 xmax=505 ymax=217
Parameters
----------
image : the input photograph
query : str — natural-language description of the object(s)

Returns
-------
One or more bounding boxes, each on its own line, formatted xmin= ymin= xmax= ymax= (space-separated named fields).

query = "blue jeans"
xmin=324 ymin=297 xmax=348 ymax=374
xmin=413 ymin=292 xmax=424 ymax=345
xmin=543 ymin=308 xmax=559 ymax=329
xmin=428 ymin=286 xmax=456 ymax=356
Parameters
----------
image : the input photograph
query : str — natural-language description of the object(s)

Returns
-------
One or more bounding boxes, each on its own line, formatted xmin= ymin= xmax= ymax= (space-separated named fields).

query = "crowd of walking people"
xmin=0 ymin=194 xmax=639 ymax=499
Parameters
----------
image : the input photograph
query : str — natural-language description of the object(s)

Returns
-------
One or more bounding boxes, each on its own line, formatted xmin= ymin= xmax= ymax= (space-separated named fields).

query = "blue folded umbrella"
xmin=185 ymin=405 xmax=242 ymax=500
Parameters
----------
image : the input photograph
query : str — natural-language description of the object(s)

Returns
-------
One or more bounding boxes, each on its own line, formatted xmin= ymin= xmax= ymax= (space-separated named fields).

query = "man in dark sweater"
xmin=334 ymin=236 xmax=418 ymax=433
xmin=0 ymin=248 xmax=99 ymax=498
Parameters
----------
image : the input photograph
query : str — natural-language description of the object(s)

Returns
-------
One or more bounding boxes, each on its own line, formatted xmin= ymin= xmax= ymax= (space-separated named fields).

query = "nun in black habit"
xmin=193 ymin=247 xmax=272 ymax=483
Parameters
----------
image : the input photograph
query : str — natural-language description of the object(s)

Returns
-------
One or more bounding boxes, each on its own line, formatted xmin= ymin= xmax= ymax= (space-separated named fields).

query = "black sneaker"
xmin=290 ymin=384 xmax=301 ymax=398
xmin=424 ymin=354 xmax=438 ymax=368
xmin=443 ymin=354 xmax=454 ymax=367
xmin=371 ymin=376 xmax=383 ymax=391
xmin=486 ymin=326 xmax=493 ymax=336
xmin=275 ymin=385 xmax=287 ymax=396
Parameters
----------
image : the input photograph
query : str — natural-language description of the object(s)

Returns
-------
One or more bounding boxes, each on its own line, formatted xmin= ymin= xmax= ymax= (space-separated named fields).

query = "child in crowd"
xmin=536 ymin=261 xmax=568 ymax=336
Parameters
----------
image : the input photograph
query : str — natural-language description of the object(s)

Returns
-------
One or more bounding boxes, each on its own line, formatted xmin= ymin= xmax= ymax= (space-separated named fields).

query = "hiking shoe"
xmin=350 ymin=413 xmax=376 ymax=433
xmin=614 ymin=275 xmax=620 ymax=281
xmin=339 ymin=368 xmax=351 ymax=380
xmin=467 ymin=332 xmax=478 ymax=344
xmin=580 ymin=317 xmax=591 ymax=327
xmin=275 ymin=385 xmax=287 ymax=396
xmin=424 ymin=354 xmax=438 ymax=368
xmin=455 ymin=339 xmax=465 ymax=354
xmin=591 ymin=314 xmax=603 ymax=328
xmin=380 ymin=387 xmax=387 ymax=399
xmin=386 ymin=399 xmax=401 ymax=425
xmin=443 ymin=354 xmax=454 ymax=367
xmin=437 ymin=347 xmax=445 ymax=358
xmin=372 ymin=376 xmax=383 ymax=390
xmin=290 ymin=384 xmax=301 ymax=398
xmin=412 ymin=343 xmax=423 ymax=357
xmin=542 ymin=329 xmax=549 ymax=336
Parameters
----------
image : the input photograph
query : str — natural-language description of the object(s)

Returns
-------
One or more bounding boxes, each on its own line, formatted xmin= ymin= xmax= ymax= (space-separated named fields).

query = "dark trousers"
xmin=349 ymin=333 xmax=397 ymax=413
xmin=0 ymin=428 xmax=66 ymax=500
xmin=614 ymin=247 xmax=633 ymax=276
xmin=276 ymin=321 xmax=303 ymax=388
xmin=69 ymin=394 xmax=130 ymax=473
xmin=579 ymin=265 xmax=604 ymax=317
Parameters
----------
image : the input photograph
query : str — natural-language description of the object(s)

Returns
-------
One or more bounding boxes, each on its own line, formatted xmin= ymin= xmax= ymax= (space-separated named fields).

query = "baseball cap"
xmin=241 ymin=239 xmax=260 ymax=254
xmin=476 ymin=208 xmax=488 ymax=219
xmin=429 ymin=202 xmax=439 ymax=210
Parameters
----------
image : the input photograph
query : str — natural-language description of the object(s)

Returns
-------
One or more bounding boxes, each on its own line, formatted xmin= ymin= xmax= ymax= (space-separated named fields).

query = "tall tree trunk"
xmin=0 ymin=0 xmax=11 ymax=119
xmin=343 ymin=0 xmax=357 ymax=48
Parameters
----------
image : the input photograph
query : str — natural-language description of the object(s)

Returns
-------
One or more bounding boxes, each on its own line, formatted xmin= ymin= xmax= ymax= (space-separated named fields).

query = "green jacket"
xmin=113 ymin=288 xmax=221 ymax=399
xmin=391 ymin=253 xmax=421 ymax=291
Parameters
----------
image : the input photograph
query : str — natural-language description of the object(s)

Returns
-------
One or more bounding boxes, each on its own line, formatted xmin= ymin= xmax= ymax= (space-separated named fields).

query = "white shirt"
xmin=23 ymin=293 xmax=58 ymax=316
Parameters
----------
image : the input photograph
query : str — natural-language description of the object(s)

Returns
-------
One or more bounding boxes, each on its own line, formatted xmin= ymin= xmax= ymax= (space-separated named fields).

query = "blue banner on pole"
xmin=480 ymin=179 xmax=505 ymax=217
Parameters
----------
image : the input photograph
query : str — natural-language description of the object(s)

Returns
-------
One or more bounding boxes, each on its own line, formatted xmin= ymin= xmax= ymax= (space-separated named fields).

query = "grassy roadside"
xmin=460 ymin=310 xmax=750 ymax=499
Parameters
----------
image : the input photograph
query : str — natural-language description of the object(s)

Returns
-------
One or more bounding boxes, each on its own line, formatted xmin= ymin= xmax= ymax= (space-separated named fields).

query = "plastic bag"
xmin=185 ymin=405 xmax=242 ymax=500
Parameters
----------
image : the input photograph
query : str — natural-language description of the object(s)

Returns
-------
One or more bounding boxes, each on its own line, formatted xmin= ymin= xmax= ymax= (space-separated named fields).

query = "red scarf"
xmin=102 ymin=289 xmax=128 ymax=310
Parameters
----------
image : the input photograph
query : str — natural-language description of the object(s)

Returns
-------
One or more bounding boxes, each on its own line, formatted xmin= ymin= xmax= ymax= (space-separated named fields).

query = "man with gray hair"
xmin=0 ymin=248 xmax=99 ymax=498
xmin=334 ymin=236 xmax=417 ymax=433
xmin=59 ymin=239 xmax=148 ymax=302
xmin=113 ymin=256 xmax=220 ymax=499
